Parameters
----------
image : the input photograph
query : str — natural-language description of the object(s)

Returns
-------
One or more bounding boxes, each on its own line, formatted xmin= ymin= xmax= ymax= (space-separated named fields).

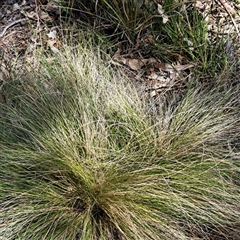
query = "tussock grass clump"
xmin=0 ymin=44 xmax=240 ymax=239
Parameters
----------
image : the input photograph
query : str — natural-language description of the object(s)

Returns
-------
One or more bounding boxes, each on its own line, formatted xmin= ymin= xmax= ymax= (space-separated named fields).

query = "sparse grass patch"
xmin=54 ymin=0 xmax=237 ymax=79
xmin=0 ymin=41 xmax=240 ymax=239
xmin=151 ymin=0 xmax=231 ymax=77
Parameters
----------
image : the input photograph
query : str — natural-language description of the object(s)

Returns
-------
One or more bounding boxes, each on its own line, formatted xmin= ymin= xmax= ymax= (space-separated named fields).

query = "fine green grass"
xmin=0 ymin=42 xmax=240 ymax=239
xmin=153 ymin=1 xmax=230 ymax=76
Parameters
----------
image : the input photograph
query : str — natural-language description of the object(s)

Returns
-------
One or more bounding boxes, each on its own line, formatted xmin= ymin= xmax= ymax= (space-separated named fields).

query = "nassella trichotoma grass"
xmin=0 ymin=43 xmax=240 ymax=239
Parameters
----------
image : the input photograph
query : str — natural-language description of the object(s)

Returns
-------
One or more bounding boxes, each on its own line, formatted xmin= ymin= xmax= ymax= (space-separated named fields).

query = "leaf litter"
xmin=0 ymin=0 xmax=239 ymax=99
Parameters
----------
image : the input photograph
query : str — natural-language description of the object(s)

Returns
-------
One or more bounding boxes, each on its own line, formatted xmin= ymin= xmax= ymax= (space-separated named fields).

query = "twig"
xmin=0 ymin=18 xmax=27 ymax=38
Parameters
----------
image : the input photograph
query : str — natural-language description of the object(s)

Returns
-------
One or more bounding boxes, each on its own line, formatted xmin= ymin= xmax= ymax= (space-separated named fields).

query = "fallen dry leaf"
xmin=38 ymin=9 xmax=52 ymax=22
xmin=127 ymin=59 xmax=145 ymax=70
xmin=148 ymin=72 xmax=171 ymax=82
xmin=47 ymin=30 xmax=57 ymax=39
xmin=25 ymin=11 xmax=39 ymax=20
xmin=112 ymin=49 xmax=157 ymax=70
xmin=48 ymin=39 xmax=59 ymax=54
xmin=157 ymin=4 xmax=169 ymax=24
xmin=174 ymin=63 xmax=195 ymax=71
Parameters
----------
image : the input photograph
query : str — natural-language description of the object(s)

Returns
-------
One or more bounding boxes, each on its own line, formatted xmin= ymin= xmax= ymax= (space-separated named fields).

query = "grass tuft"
xmin=0 ymin=42 xmax=240 ymax=239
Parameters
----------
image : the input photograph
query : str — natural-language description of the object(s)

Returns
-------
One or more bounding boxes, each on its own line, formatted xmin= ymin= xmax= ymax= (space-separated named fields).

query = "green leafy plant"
xmin=0 ymin=42 xmax=240 ymax=239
